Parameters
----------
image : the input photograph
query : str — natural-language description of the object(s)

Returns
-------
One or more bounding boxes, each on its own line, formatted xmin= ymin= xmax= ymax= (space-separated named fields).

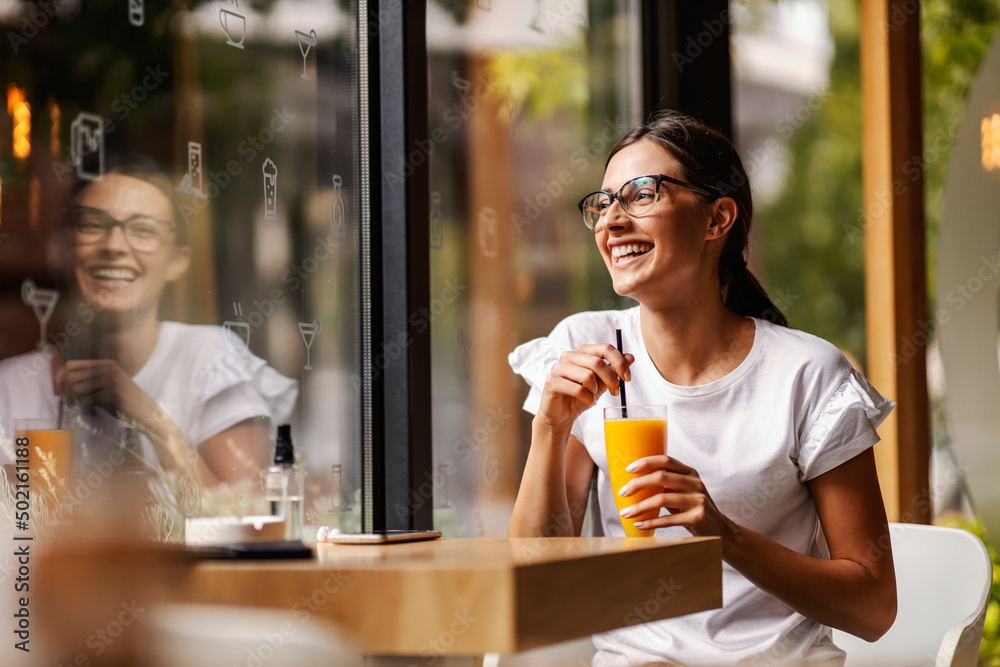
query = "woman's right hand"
xmin=535 ymin=344 xmax=634 ymax=433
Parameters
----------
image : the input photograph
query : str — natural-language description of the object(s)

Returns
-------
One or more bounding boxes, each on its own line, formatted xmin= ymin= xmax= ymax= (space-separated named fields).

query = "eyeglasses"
xmin=67 ymin=206 xmax=176 ymax=252
xmin=578 ymin=173 xmax=714 ymax=230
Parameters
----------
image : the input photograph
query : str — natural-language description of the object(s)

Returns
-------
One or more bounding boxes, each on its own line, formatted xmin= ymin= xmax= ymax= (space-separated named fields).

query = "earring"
xmin=708 ymin=228 xmax=715 ymax=236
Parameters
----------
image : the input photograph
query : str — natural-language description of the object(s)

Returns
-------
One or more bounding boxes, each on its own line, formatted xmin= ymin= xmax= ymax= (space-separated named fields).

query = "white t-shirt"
xmin=0 ymin=322 xmax=298 ymax=467
xmin=508 ymin=307 xmax=895 ymax=667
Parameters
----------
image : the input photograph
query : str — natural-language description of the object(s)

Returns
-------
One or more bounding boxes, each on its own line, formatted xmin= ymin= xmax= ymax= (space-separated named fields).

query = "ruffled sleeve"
xmin=193 ymin=329 xmax=299 ymax=444
xmin=797 ymin=367 xmax=895 ymax=482
xmin=508 ymin=336 xmax=563 ymax=415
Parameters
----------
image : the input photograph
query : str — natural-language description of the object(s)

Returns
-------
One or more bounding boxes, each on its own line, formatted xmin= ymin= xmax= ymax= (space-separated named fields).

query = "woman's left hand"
xmin=617 ymin=455 xmax=738 ymax=539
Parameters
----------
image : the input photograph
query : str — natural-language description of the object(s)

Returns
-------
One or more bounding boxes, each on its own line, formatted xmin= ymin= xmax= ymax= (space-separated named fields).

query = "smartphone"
xmin=322 ymin=530 xmax=442 ymax=545
xmin=192 ymin=539 xmax=313 ymax=560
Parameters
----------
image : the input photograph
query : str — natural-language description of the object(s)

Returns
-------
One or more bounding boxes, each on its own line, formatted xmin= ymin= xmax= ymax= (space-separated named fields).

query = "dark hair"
xmin=69 ymin=154 xmax=188 ymax=246
xmin=606 ymin=110 xmax=788 ymax=327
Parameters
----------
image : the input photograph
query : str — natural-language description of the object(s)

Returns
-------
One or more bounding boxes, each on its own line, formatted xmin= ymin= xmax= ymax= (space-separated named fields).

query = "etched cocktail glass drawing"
xmin=128 ymin=0 xmax=144 ymax=26
xmin=298 ymin=317 xmax=320 ymax=370
xmin=478 ymin=207 xmax=498 ymax=258
xmin=262 ymin=158 xmax=278 ymax=221
xmin=530 ymin=0 xmax=545 ymax=32
xmin=331 ymin=464 xmax=344 ymax=510
xmin=457 ymin=330 xmax=471 ymax=376
xmin=70 ymin=112 xmax=104 ymax=181
xmin=222 ymin=302 xmax=251 ymax=353
xmin=330 ymin=174 xmax=346 ymax=237
xmin=219 ymin=8 xmax=246 ymax=49
xmin=451 ymin=71 xmax=470 ymax=105
xmin=182 ymin=474 xmax=202 ymax=517
xmin=430 ymin=191 xmax=443 ymax=249
xmin=485 ymin=455 xmax=501 ymax=501
xmin=22 ymin=279 xmax=59 ymax=351
xmin=436 ymin=463 xmax=451 ymax=508
xmin=174 ymin=142 xmax=205 ymax=197
xmin=331 ymin=464 xmax=342 ymax=509
xmin=508 ymin=87 xmax=519 ymax=140
xmin=295 ymin=29 xmax=318 ymax=79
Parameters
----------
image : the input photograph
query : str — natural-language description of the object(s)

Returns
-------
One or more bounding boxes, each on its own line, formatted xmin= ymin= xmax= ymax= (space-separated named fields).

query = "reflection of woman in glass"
xmin=509 ymin=112 xmax=896 ymax=665
xmin=0 ymin=158 xmax=296 ymax=485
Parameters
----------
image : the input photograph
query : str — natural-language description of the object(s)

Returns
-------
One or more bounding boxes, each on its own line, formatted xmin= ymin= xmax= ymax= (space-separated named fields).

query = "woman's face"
xmin=595 ymin=140 xmax=717 ymax=304
xmin=71 ymin=173 xmax=190 ymax=315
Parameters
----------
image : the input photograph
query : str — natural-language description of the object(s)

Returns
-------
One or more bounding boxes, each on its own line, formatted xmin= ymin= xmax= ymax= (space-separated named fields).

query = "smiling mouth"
xmin=611 ymin=243 xmax=653 ymax=263
xmin=88 ymin=268 xmax=138 ymax=283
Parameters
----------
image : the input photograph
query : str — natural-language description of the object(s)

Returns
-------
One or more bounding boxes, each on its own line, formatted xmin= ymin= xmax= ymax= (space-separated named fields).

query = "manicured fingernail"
xmin=618 ymin=484 xmax=629 ymax=497
xmin=619 ymin=508 xmax=632 ymax=517
xmin=625 ymin=463 xmax=638 ymax=473
xmin=634 ymin=521 xmax=644 ymax=529
xmin=624 ymin=368 xmax=632 ymax=382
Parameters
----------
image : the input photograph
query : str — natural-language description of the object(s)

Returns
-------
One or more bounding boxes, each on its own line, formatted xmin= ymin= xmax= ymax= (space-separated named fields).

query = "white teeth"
xmin=611 ymin=243 xmax=652 ymax=259
xmin=92 ymin=269 xmax=137 ymax=281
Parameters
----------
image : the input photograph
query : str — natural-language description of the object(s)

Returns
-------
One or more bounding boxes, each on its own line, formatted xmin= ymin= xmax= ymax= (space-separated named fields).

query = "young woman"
xmin=0 ymin=158 xmax=296 ymax=485
xmin=508 ymin=111 xmax=897 ymax=666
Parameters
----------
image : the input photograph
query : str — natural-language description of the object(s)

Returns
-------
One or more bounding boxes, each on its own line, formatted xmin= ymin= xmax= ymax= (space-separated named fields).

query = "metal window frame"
xmin=640 ymin=0 xmax=732 ymax=138
xmin=361 ymin=0 xmax=432 ymax=532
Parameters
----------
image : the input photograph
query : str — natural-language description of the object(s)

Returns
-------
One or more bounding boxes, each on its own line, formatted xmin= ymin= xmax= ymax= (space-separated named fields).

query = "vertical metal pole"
xmin=365 ymin=0 xmax=432 ymax=531
xmin=640 ymin=0 xmax=732 ymax=137
xmin=359 ymin=0 xmax=374 ymax=533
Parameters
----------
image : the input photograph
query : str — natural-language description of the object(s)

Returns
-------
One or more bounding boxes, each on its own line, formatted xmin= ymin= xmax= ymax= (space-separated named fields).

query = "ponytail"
xmin=722 ymin=257 xmax=788 ymax=327
xmin=717 ymin=204 xmax=788 ymax=327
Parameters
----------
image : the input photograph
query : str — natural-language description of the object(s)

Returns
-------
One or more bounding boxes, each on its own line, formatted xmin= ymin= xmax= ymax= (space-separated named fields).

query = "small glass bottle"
xmin=264 ymin=424 xmax=304 ymax=540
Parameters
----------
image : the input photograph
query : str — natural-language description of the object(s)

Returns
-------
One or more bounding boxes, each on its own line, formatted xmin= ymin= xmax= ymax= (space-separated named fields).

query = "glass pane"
xmin=731 ymin=1 xmax=858 ymax=358
xmin=427 ymin=0 xmax=642 ymax=537
xmin=924 ymin=8 xmax=1000 ymax=541
xmin=0 ymin=1 xmax=361 ymax=539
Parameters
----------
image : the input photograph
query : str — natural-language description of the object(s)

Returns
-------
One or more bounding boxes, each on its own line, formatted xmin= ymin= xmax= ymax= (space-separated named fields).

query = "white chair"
xmin=489 ymin=637 xmax=596 ymax=666
xmin=141 ymin=603 xmax=365 ymax=667
xmin=833 ymin=523 xmax=993 ymax=667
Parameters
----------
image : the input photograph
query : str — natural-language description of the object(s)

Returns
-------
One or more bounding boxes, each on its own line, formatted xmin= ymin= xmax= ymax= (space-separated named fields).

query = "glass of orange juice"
xmin=14 ymin=418 xmax=74 ymax=498
xmin=604 ymin=405 xmax=667 ymax=537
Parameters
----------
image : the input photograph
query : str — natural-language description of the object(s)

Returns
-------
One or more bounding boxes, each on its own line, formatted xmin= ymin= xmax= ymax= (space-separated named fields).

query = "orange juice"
xmin=604 ymin=407 xmax=667 ymax=537
xmin=15 ymin=427 xmax=74 ymax=497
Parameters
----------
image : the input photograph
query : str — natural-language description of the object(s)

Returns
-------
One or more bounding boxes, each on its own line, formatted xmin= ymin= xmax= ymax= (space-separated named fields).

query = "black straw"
xmin=615 ymin=328 xmax=627 ymax=417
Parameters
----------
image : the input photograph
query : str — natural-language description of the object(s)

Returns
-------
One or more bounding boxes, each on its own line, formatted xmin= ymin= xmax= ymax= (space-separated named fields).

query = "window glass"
xmin=0 ymin=1 xmax=361 ymax=538
xmin=426 ymin=0 xmax=643 ymax=537
xmin=731 ymin=1 xmax=854 ymax=357
xmin=922 ymin=5 xmax=1000 ymax=541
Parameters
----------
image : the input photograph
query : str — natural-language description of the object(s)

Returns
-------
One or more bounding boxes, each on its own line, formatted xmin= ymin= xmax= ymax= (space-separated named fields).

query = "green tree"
xmin=757 ymin=0 xmax=1000 ymax=365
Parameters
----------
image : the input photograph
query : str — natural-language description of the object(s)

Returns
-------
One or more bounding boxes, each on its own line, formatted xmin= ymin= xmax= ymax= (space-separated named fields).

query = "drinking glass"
xmin=604 ymin=405 xmax=667 ymax=537
xmin=14 ymin=417 xmax=75 ymax=497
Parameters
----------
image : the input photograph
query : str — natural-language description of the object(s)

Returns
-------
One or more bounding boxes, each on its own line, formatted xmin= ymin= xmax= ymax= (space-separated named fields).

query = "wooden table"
xmin=180 ymin=537 xmax=722 ymax=656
